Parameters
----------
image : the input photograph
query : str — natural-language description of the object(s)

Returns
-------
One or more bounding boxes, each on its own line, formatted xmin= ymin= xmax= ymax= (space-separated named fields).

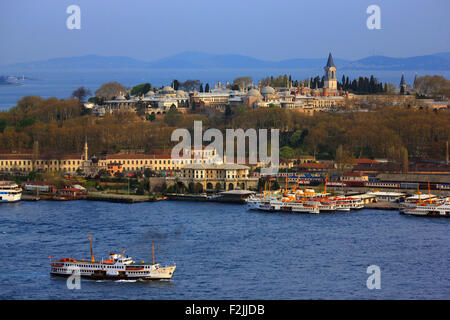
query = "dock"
xmin=166 ymin=193 xmax=209 ymax=202
xmin=362 ymin=202 xmax=400 ymax=210
xmin=86 ymin=192 xmax=164 ymax=203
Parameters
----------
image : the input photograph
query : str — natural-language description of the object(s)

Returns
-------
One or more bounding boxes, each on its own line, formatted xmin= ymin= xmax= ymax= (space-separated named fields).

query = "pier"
xmin=86 ymin=192 xmax=165 ymax=203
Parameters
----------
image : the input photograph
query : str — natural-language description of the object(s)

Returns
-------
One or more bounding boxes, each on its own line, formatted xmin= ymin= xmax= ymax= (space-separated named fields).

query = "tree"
xmin=205 ymin=83 xmax=210 ymax=93
xmin=179 ymin=80 xmax=201 ymax=92
xmin=335 ymin=144 xmax=353 ymax=173
xmin=144 ymin=168 xmax=154 ymax=178
xmin=72 ymin=87 xmax=92 ymax=102
xmin=225 ymin=105 xmax=232 ymax=117
xmin=0 ymin=118 xmax=7 ymax=133
xmin=97 ymin=169 xmax=109 ymax=177
xmin=232 ymin=77 xmax=253 ymax=90
xmin=400 ymin=147 xmax=409 ymax=173
xmin=95 ymin=82 xmax=128 ymax=100
xmin=172 ymin=80 xmax=180 ymax=90
xmin=280 ymin=146 xmax=295 ymax=159
xmin=384 ymin=83 xmax=396 ymax=94
xmin=414 ymin=75 xmax=450 ymax=99
xmin=130 ymin=83 xmax=151 ymax=96
xmin=135 ymin=100 xmax=147 ymax=117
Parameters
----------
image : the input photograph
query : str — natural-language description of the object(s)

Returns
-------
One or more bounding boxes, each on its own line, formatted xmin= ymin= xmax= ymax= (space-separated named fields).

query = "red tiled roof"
xmin=0 ymin=152 xmax=82 ymax=160
xmin=353 ymin=158 xmax=379 ymax=164
xmin=296 ymin=163 xmax=333 ymax=169
xmin=343 ymin=171 xmax=365 ymax=177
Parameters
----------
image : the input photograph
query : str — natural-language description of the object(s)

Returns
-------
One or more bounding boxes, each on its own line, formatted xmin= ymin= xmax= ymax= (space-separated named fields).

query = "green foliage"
xmin=280 ymin=145 xmax=295 ymax=159
xmin=18 ymin=117 xmax=36 ymax=128
xmin=0 ymin=118 xmax=7 ymax=133
xmin=130 ymin=83 xmax=151 ymax=96
xmin=147 ymin=113 xmax=156 ymax=121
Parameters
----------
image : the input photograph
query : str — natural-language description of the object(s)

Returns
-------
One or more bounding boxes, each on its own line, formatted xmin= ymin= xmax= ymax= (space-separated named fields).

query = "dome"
xmin=115 ymin=92 xmax=126 ymax=100
xmin=176 ymin=90 xmax=187 ymax=97
xmin=248 ymin=88 xmax=262 ymax=97
xmin=144 ymin=90 xmax=154 ymax=96
xmin=261 ymin=86 xmax=275 ymax=95
xmin=162 ymin=86 xmax=175 ymax=93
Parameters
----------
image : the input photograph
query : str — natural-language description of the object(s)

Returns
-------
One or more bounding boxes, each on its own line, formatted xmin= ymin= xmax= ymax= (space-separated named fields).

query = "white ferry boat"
xmin=400 ymin=201 xmax=450 ymax=218
xmin=0 ymin=181 xmax=22 ymax=203
xmin=50 ymin=233 xmax=176 ymax=280
xmin=246 ymin=191 xmax=321 ymax=214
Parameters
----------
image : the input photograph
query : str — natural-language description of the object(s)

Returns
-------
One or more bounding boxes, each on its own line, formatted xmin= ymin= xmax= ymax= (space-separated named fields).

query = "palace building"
xmin=166 ymin=162 xmax=259 ymax=191
xmin=0 ymin=143 xmax=219 ymax=176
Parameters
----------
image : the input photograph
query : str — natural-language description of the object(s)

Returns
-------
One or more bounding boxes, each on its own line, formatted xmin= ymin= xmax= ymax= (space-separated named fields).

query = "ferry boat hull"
xmin=50 ymin=264 xmax=176 ymax=280
xmin=50 ymin=234 xmax=176 ymax=281
xmin=400 ymin=208 xmax=450 ymax=218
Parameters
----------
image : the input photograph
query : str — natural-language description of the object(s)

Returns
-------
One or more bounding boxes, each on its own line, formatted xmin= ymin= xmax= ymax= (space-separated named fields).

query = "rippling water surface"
xmin=0 ymin=200 xmax=448 ymax=299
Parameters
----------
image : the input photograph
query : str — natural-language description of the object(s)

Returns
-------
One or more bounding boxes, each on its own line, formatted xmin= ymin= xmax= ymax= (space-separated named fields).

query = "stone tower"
xmin=324 ymin=52 xmax=337 ymax=90
xmin=83 ymin=139 xmax=88 ymax=161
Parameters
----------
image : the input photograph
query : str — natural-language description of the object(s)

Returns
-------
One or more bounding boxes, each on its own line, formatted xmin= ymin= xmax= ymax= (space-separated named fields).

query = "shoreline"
xmin=19 ymin=191 xmax=406 ymax=210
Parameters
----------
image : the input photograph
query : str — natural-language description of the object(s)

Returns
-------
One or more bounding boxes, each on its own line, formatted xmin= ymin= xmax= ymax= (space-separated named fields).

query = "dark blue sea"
xmin=1 ymin=69 xmax=449 ymax=111
xmin=0 ymin=200 xmax=448 ymax=300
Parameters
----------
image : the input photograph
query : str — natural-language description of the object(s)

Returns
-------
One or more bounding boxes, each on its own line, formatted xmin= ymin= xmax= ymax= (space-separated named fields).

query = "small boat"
xmin=50 ymin=232 xmax=176 ymax=280
xmin=0 ymin=181 xmax=22 ymax=203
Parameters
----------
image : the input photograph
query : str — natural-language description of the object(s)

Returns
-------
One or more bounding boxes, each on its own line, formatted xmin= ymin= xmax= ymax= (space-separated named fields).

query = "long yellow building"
xmin=0 ymin=143 xmax=218 ymax=175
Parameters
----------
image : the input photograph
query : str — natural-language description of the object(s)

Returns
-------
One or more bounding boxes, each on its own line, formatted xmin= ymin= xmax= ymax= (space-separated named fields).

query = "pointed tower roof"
xmin=326 ymin=52 xmax=335 ymax=68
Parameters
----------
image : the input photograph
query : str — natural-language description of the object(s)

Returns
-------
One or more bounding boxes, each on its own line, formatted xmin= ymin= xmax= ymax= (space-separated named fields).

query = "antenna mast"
xmin=88 ymin=231 xmax=95 ymax=262
xmin=152 ymin=243 xmax=155 ymax=265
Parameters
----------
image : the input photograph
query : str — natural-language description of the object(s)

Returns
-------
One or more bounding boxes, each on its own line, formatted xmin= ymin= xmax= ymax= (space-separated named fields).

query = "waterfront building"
xmin=0 ymin=151 xmax=86 ymax=174
xmin=0 ymin=144 xmax=219 ymax=175
xmin=167 ymin=162 xmax=258 ymax=191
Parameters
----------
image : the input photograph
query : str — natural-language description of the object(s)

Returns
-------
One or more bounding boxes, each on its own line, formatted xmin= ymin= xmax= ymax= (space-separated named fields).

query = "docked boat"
xmin=0 ymin=181 xmax=22 ymax=203
xmin=400 ymin=201 xmax=450 ymax=218
xmin=399 ymin=184 xmax=450 ymax=218
xmin=50 ymin=233 xmax=176 ymax=280
xmin=247 ymin=175 xmax=367 ymax=214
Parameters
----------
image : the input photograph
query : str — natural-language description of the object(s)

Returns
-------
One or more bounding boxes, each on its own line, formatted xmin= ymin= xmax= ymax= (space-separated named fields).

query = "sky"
xmin=1 ymin=0 xmax=449 ymax=65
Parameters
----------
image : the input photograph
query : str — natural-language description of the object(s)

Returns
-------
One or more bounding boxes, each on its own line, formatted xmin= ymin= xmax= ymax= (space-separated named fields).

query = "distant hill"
xmin=2 ymin=51 xmax=449 ymax=71
xmin=342 ymin=52 xmax=450 ymax=71
xmin=4 ymin=54 xmax=148 ymax=70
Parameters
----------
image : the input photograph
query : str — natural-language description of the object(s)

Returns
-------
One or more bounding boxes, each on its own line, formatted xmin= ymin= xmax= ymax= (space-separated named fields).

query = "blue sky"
xmin=1 ymin=0 xmax=449 ymax=65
